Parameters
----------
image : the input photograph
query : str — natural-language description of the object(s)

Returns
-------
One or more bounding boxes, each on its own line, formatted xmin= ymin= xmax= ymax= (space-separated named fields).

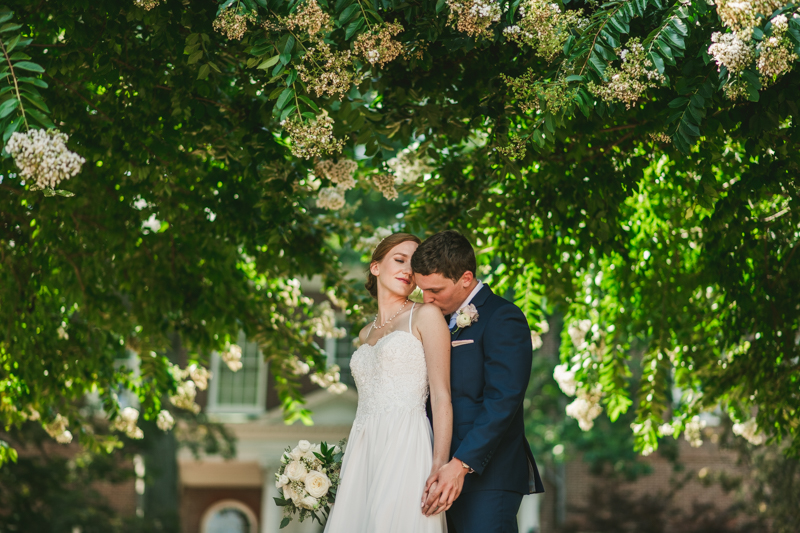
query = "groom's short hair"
xmin=411 ymin=230 xmax=476 ymax=282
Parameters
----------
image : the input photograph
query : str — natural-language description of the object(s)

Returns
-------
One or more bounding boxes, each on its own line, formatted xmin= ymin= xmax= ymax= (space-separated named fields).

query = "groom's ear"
xmin=460 ymin=270 xmax=474 ymax=286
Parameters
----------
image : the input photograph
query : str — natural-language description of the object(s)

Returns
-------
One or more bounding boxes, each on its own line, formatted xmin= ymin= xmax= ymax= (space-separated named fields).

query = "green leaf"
xmin=13 ymin=61 xmax=44 ymax=72
xmin=345 ymin=18 xmax=364 ymax=40
xmin=2 ymin=117 xmax=20 ymax=142
xmin=26 ymin=108 xmax=54 ymax=129
xmin=679 ymin=119 xmax=700 ymax=137
xmin=565 ymin=74 xmax=583 ymax=82
xmin=21 ymin=93 xmax=50 ymax=113
xmin=257 ymin=55 xmax=280 ymax=69
xmin=4 ymin=33 xmax=20 ymax=53
xmin=54 ymin=189 xmax=75 ymax=197
xmin=298 ymin=95 xmax=320 ymax=113
xmin=197 ymin=63 xmax=210 ymax=80
xmin=0 ymin=23 xmax=22 ymax=33
xmin=276 ymin=87 xmax=294 ymax=110
xmin=0 ymin=97 xmax=18 ymax=118
xmin=668 ymin=96 xmax=689 ymax=108
xmin=187 ymin=50 xmax=203 ymax=64
xmin=649 ymin=51 xmax=665 ymax=73
xmin=608 ymin=16 xmax=630 ymax=34
xmin=279 ymin=104 xmax=296 ymax=122
xmin=339 ymin=3 xmax=359 ymax=24
xmin=0 ymin=13 xmax=13 ymax=25
xmin=280 ymin=517 xmax=291 ymax=529
xmin=588 ymin=53 xmax=607 ymax=77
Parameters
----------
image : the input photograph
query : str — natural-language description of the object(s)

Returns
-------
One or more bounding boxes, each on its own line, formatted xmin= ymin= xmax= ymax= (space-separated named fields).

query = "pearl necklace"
xmin=373 ymin=299 xmax=410 ymax=330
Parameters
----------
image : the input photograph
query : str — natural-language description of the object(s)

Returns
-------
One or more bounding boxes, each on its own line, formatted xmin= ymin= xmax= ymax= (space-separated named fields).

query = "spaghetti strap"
xmin=408 ymin=302 xmax=416 ymax=332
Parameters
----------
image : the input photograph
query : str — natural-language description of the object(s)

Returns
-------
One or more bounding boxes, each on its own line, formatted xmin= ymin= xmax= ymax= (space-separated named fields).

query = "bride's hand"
xmin=422 ymin=470 xmax=440 ymax=509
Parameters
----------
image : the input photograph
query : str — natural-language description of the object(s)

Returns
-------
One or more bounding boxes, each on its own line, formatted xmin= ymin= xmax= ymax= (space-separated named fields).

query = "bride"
xmin=323 ymin=233 xmax=452 ymax=533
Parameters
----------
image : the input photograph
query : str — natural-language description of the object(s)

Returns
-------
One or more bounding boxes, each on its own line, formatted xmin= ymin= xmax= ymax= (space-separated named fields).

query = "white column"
xmin=261 ymin=466 xmax=283 ymax=533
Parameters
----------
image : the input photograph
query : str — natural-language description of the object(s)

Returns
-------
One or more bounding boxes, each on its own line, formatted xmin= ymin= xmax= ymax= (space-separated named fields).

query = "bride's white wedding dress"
xmin=324 ymin=304 xmax=446 ymax=533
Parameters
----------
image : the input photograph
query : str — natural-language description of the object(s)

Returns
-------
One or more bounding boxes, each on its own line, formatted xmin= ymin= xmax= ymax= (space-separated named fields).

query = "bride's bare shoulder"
xmin=357 ymin=323 xmax=373 ymax=343
xmin=412 ymin=302 xmax=446 ymax=323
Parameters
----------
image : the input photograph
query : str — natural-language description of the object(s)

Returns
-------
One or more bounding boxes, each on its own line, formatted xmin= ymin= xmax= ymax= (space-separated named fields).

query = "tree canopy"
xmin=1 ymin=0 xmax=799 ymax=464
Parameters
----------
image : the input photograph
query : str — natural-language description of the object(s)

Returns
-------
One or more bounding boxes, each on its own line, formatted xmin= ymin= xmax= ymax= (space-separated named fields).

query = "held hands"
xmin=420 ymin=458 xmax=468 ymax=517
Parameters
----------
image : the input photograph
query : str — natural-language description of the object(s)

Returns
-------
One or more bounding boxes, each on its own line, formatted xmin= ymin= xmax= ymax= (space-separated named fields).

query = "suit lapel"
xmin=451 ymin=285 xmax=492 ymax=341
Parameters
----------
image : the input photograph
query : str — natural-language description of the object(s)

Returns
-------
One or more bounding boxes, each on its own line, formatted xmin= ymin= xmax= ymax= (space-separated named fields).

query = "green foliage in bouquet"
xmin=274 ymin=439 xmax=345 ymax=528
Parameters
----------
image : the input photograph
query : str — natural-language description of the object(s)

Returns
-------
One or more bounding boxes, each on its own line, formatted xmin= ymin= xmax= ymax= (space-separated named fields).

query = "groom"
xmin=413 ymin=230 xmax=544 ymax=533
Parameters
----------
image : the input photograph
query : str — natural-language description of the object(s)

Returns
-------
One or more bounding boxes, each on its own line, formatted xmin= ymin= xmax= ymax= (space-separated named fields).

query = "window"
xmin=207 ymin=332 xmax=267 ymax=414
xmin=201 ymin=500 xmax=257 ymax=533
xmin=325 ymin=322 xmax=356 ymax=388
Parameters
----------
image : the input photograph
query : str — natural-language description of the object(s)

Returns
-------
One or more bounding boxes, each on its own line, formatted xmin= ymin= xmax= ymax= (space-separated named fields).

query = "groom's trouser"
xmin=446 ymin=490 xmax=523 ymax=533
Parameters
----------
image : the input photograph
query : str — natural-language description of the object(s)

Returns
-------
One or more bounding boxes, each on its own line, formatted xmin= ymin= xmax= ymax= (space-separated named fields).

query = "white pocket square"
xmin=451 ymin=340 xmax=474 ymax=347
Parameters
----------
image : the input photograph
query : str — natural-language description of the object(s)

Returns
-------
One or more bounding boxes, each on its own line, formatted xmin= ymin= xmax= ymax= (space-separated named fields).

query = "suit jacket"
xmin=444 ymin=285 xmax=544 ymax=495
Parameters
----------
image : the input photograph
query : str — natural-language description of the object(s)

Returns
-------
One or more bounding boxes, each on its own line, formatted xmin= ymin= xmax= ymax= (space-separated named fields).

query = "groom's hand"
xmin=421 ymin=458 xmax=467 ymax=516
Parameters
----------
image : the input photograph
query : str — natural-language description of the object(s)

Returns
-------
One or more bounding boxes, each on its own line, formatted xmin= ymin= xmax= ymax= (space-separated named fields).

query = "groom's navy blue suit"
xmin=437 ymin=284 xmax=544 ymax=533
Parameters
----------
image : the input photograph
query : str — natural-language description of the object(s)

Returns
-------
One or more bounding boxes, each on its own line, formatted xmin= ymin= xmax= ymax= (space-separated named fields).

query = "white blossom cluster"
xmin=221 ymin=343 xmax=243 ymax=372
xmin=170 ymin=380 xmax=201 ymax=413
xmin=156 ymin=409 xmax=175 ymax=431
xmin=386 ymin=146 xmax=435 ymax=184
xmin=756 ymin=15 xmax=798 ymax=81
xmin=315 ymin=158 xmax=358 ymax=189
xmin=565 ymin=386 xmax=603 ymax=431
xmin=708 ymin=31 xmax=755 ymax=74
xmin=282 ymin=111 xmax=344 ymax=160
xmin=553 ymin=363 xmax=578 ymax=396
xmin=732 ymin=417 xmax=766 ymax=445
xmin=447 ymin=0 xmax=503 ymax=39
xmin=504 ymin=0 xmax=585 ymax=62
xmin=568 ymin=319 xmax=592 ymax=349
xmin=373 ymin=173 xmax=399 ymax=200
xmin=357 ymin=226 xmax=395 ymax=254
xmin=588 ymin=39 xmax=665 ymax=108
xmin=45 ymin=414 xmax=73 ymax=444
xmin=310 ymin=364 xmax=348 ymax=394
xmin=113 ymin=407 xmax=144 ymax=439
xmin=316 ymin=187 xmax=347 ymax=210
xmin=313 ymin=301 xmax=346 ymax=338
xmin=530 ymin=320 xmax=549 ymax=350
xmin=289 ymin=357 xmax=311 ymax=376
xmin=684 ymin=415 xmax=706 ymax=447
xmin=715 ymin=0 xmax=784 ymax=33
xmin=133 ymin=0 xmax=161 ymax=9
xmin=5 ymin=129 xmax=86 ymax=190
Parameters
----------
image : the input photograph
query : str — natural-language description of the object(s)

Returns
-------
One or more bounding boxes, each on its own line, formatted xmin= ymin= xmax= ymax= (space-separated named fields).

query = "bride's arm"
xmin=415 ymin=304 xmax=453 ymax=472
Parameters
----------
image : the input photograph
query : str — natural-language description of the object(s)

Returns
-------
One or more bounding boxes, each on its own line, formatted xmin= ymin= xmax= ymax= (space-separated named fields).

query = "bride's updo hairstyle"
xmin=365 ymin=232 xmax=421 ymax=298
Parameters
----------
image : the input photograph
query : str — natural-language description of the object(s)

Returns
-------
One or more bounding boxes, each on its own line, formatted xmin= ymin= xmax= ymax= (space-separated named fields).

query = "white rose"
xmin=304 ymin=471 xmax=332 ymax=498
xmin=299 ymin=495 xmax=319 ymax=510
xmin=289 ymin=447 xmax=304 ymax=461
xmin=280 ymin=474 xmax=290 ymax=486
xmin=283 ymin=485 xmax=301 ymax=504
xmin=456 ymin=312 xmax=472 ymax=328
xmin=298 ymin=440 xmax=311 ymax=453
xmin=284 ymin=460 xmax=308 ymax=482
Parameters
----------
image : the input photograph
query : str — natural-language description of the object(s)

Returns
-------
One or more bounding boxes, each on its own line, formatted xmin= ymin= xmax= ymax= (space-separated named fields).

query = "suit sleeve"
xmin=453 ymin=304 xmax=532 ymax=475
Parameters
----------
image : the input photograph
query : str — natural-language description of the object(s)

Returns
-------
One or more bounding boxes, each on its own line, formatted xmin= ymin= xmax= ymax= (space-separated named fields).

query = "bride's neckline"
xmin=361 ymin=329 xmax=422 ymax=349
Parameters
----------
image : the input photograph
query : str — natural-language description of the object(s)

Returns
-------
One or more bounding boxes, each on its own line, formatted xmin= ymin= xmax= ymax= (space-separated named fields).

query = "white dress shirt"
xmin=448 ymin=280 xmax=484 ymax=330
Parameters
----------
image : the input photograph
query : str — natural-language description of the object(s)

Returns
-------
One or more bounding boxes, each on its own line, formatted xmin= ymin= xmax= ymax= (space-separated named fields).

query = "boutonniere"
xmin=452 ymin=304 xmax=479 ymax=334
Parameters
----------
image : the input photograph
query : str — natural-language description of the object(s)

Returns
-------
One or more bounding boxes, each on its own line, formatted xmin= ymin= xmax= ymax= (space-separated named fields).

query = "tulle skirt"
xmin=323 ymin=409 xmax=447 ymax=533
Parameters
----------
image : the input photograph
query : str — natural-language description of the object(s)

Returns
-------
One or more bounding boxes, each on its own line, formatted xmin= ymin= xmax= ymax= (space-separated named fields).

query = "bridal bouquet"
xmin=274 ymin=439 xmax=345 ymax=528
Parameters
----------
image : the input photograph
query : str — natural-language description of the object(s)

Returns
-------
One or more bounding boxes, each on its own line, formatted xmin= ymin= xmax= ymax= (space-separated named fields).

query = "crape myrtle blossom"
xmin=708 ymin=31 xmax=755 ymax=74
xmin=588 ymin=38 xmax=665 ymax=109
xmin=156 ymin=410 xmax=175 ymax=431
xmin=553 ymin=363 xmax=578 ymax=397
xmin=565 ymin=385 xmax=603 ymax=431
xmin=732 ymin=417 xmax=766 ymax=445
xmin=504 ymin=0 xmax=585 ymax=62
xmin=386 ymin=146 xmax=435 ymax=184
xmin=44 ymin=413 xmax=73 ymax=444
xmin=310 ymin=364 xmax=348 ymax=394
xmin=372 ymin=173 xmax=399 ymax=200
xmin=221 ymin=343 xmax=243 ymax=372
xmin=282 ymin=111 xmax=345 ymax=160
xmin=170 ymin=379 xmax=201 ymax=413
xmin=316 ymin=187 xmax=347 ymax=210
xmin=133 ymin=0 xmax=161 ymax=9
xmin=357 ymin=226 xmax=394 ymax=254
xmin=756 ymin=15 xmax=798 ymax=82
xmin=5 ymin=129 xmax=86 ymax=190
xmin=213 ymin=7 xmax=257 ymax=41
xmin=353 ymin=22 xmax=404 ymax=67
xmin=447 ymin=0 xmax=503 ymax=39
xmin=113 ymin=407 xmax=144 ymax=439
xmin=715 ymin=0 xmax=785 ymax=33
xmin=684 ymin=415 xmax=706 ymax=448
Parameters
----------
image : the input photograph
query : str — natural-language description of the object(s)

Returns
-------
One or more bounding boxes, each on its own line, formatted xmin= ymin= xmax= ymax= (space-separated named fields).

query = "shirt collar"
xmin=457 ymin=280 xmax=483 ymax=312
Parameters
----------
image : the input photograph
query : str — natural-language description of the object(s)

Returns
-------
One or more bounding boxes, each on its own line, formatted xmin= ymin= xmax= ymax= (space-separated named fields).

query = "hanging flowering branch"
xmin=0 ymin=7 xmax=84 ymax=196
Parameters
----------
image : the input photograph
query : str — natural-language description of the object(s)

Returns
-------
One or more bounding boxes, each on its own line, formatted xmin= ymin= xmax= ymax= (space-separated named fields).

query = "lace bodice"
xmin=350 ymin=308 xmax=429 ymax=434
